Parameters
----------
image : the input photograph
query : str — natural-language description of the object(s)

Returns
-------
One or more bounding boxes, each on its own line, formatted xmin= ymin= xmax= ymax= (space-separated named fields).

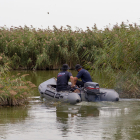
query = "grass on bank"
xmin=0 ymin=57 xmax=37 ymax=106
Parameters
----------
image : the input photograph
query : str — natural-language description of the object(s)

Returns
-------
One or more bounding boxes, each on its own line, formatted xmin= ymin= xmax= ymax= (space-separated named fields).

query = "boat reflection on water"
xmin=77 ymin=106 xmax=99 ymax=117
xmin=55 ymin=104 xmax=100 ymax=135
xmin=43 ymin=100 xmax=134 ymax=139
xmin=56 ymin=105 xmax=99 ymax=120
xmin=54 ymin=103 xmax=121 ymax=138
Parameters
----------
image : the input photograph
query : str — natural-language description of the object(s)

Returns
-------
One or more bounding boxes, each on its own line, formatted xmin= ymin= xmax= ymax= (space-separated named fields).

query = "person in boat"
xmin=73 ymin=64 xmax=92 ymax=87
xmin=56 ymin=64 xmax=74 ymax=92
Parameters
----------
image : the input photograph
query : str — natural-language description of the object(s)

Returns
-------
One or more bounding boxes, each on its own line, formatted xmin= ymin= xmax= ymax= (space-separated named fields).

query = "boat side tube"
xmin=39 ymin=78 xmax=57 ymax=98
xmin=67 ymin=92 xmax=81 ymax=104
xmin=100 ymin=88 xmax=119 ymax=101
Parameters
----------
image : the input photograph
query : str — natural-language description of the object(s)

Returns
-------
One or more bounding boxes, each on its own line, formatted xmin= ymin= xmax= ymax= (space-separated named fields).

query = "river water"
xmin=0 ymin=70 xmax=140 ymax=140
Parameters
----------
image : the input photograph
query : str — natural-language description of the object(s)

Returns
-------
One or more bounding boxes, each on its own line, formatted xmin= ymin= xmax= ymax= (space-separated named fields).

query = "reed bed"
xmin=0 ymin=23 xmax=140 ymax=97
xmin=0 ymin=23 xmax=139 ymax=71
xmin=0 ymin=58 xmax=37 ymax=106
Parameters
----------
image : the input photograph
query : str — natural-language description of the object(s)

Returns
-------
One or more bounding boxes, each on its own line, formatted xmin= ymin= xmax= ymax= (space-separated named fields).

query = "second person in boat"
xmin=73 ymin=64 xmax=92 ymax=87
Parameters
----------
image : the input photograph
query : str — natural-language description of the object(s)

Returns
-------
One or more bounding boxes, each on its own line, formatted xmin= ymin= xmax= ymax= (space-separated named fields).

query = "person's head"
xmin=75 ymin=64 xmax=82 ymax=71
xmin=61 ymin=64 xmax=70 ymax=71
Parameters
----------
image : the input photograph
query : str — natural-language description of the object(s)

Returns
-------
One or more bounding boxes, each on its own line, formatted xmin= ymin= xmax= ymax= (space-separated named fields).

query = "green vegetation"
xmin=0 ymin=55 xmax=37 ymax=106
xmin=0 ymin=23 xmax=140 ymax=97
xmin=0 ymin=23 xmax=139 ymax=71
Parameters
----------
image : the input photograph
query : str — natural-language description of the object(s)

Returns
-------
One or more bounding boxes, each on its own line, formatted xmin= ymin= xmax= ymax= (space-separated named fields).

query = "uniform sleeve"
xmin=76 ymin=71 xmax=83 ymax=79
xmin=69 ymin=72 xmax=72 ymax=77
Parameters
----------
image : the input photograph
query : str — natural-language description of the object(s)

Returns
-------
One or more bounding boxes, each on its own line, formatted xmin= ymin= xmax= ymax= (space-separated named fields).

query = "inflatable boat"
xmin=38 ymin=78 xmax=119 ymax=104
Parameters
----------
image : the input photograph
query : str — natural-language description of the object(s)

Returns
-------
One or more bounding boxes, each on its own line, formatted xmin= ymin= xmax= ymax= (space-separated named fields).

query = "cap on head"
xmin=75 ymin=64 xmax=82 ymax=70
xmin=62 ymin=64 xmax=70 ymax=71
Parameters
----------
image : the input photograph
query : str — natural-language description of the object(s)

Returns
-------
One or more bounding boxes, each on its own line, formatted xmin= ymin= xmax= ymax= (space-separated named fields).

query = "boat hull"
xmin=38 ymin=78 xmax=119 ymax=104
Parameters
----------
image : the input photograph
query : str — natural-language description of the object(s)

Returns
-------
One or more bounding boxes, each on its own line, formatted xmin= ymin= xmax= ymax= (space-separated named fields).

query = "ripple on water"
xmin=1 ymin=96 xmax=140 ymax=140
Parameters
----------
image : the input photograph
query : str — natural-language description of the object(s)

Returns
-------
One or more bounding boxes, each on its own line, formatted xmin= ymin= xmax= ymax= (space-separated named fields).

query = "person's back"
xmin=76 ymin=68 xmax=92 ymax=83
xmin=73 ymin=64 xmax=92 ymax=87
xmin=56 ymin=64 xmax=73 ymax=92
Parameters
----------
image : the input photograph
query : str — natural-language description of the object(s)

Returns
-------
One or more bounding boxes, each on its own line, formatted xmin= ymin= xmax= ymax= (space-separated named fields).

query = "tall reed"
xmin=0 ymin=23 xmax=139 ymax=72
xmin=0 ymin=53 xmax=37 ymax=106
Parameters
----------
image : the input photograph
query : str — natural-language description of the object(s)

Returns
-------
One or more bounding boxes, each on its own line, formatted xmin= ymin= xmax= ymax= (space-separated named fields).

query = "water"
xmin=0 ymin=70 xmax=140 ymax=140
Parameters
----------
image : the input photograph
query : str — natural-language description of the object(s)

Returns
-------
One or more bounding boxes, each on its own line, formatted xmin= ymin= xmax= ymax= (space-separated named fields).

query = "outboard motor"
xmin=84 ymin=82 xmax=100 ymax=102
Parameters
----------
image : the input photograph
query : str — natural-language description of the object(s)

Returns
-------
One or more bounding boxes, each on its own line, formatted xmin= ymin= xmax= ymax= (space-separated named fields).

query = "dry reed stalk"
xmin=21 ymin=74 xmax=30 ymax=77
xmin=0 ymin=90 xmax=4 ymax=94
xmin=29 ymin=84 xmax=37 ymax=88
xmin=9 ymin=90 xmax=17 ymax=96
xmin=17 ymin=86 xmax=28 ymax=89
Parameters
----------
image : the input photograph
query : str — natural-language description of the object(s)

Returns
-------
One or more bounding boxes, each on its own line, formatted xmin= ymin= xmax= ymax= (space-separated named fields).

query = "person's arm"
xmin=73 ymin=77 xmax=78 ymax=86
xmin=70 ymin=76 xmax=74 ymax=87
xmin=68 ymin=72 xmax=74 ymax=87
xmin=72 ymin=70 xmax=83 ymax=86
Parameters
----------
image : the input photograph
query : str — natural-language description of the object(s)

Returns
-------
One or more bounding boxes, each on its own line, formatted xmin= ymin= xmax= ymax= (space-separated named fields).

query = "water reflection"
xmin=0 ymin=106 xmax=29 ymax=138
xmin=99 ymin=107 xmax=121 ymax=117
xmin=55 ymin=104 xmax=100 ymax=137
xmin=78 ymin=106 xmax=99 ymax=117
xmin=44 ymin=100 xmax=140 ymax=139
xmin=56 ymin=105 xmax=99 ymax=121
xmin=0 ymin=106 xmax=28 ymax=124
xmin=44 ymin=101 xmax=127 ymax=139
xmin=1 ymin=99 xmax=140 ymax=140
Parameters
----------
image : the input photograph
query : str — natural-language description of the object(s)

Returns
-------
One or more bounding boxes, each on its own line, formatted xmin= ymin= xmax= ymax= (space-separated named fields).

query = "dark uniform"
xmin=75 ymin=64 xmax=92 ymax=87
xmin=56 ymin=71 xmax=72 ymax=92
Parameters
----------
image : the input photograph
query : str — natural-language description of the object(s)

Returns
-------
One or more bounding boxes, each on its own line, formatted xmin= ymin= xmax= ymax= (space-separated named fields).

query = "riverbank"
xmin=0 ymin=64 xmax=37 ymax=106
